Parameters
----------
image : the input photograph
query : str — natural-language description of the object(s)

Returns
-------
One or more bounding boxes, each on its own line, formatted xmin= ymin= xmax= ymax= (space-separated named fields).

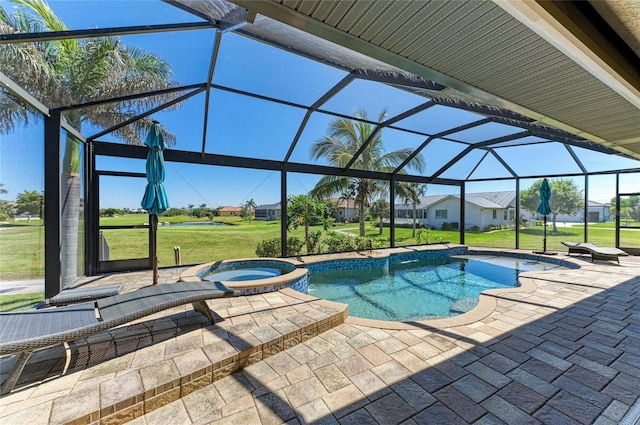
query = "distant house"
xmin=395 ymin=191 xmax=518 ymax=230
xmin=554 ymin=200 xmax=611 ymax=223
xmin=328 ymin=198 xmax=358 ymax=223
xmin=218 ymin=206 xmax=242 ymax=217
xmin=255 ymin=202 xmax=281 ymax=221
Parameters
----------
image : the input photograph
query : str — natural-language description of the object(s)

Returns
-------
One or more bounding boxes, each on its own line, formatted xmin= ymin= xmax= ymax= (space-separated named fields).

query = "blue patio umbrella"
xmin=141 ymin=121 xmax=169 ymax=284
xmin=535 ymin=178 xmax=552 ymax=253
xmin=141 ymin=122 xmax=169 ymax=215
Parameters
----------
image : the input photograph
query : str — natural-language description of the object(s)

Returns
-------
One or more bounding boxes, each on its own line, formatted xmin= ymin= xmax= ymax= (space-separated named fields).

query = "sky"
xmin=1 ymin=0 xmax=639 ymax=210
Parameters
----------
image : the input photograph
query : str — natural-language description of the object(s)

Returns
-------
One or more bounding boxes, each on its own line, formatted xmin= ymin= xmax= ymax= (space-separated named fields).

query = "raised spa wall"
xmin=180 ymin=258 xmax=310 ymax=295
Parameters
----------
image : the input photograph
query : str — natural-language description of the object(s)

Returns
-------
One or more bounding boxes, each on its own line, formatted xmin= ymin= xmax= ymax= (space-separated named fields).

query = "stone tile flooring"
xmin=1 ymin=251 xmax=640 ymax=424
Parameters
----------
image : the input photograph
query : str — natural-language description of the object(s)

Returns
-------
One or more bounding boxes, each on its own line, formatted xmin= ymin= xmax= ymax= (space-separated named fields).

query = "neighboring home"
xmin=218 ymin=206 xmax=242 ymax=217
xmin=554 ymin=200 xmax=611 ymax=223
xmin=255 ymin=202 xmax=281 ymax=221
xmin=328 ymin=198 xmax=358 ymax=223
xmin=395 ymin=191 xmax=518 ymax=230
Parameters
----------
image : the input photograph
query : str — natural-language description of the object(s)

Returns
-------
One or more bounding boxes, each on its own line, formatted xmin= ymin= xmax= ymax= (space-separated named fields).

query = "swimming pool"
xmin=308 ymin=254 xmax=568 ymax=321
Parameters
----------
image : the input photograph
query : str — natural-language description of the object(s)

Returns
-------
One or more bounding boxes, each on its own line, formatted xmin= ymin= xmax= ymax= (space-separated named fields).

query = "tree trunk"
xmin=60 ymin=131 xmax=83 ymax=289
xmin=60 ymin=171 xmax=80 ymax=288
xmin=379 ymin=218 xmax=383 ymax=235
xmin=552 ymin=213 xmax=558 ymax=233
xmin=412 ymin=202 xmax=417 ymax=237
xmin=358 ymin=203 xmax=365 ymax=237
xmin=305 ymin=222 xmax=310 ymax=253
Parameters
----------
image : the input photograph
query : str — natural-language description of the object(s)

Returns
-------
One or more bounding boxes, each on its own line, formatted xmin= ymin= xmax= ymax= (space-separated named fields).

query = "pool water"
xmin=308 ymin=255 xmax=565 ymax=321
xmin=202 ymin=265 xmax=292 ymax=282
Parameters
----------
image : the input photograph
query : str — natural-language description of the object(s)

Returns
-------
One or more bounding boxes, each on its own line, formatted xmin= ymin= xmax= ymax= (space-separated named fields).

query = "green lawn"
xmin=1 ymin=216 xmax=637 ymax=280
xmin=0 ymin=224 xmax=44 ymax=280
xmin=0 ymin=292 xmax=44 ymax=312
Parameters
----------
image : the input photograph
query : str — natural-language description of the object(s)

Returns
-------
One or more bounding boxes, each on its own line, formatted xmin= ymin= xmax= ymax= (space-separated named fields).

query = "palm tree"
xmin=338 ymin=185 xmax=355 ymax=223
xmin=309 ymin=110 xmax=426 ymax=237
xmin=241 ymin=198 xmax=257 ymax=223
xmin=368 ymin=198 xmax=389 ymax=235
xmin=397 ymin=182 xmax=427 ymax=237
xmin=1 ymin=0 xmax=177 ymax=286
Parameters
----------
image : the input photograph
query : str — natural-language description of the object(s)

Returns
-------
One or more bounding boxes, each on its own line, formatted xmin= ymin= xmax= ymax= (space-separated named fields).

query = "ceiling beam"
xmin=430 ymin=131 xmax=529 ymax=180
xmin=0 ymin=22 xmax=215 ymax=44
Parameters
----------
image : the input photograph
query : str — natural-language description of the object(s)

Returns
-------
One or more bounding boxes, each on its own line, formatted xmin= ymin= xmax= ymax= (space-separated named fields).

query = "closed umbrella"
xmin=141 ymin=120 xmax=169 ymax=285
xmin=535 ymin=178 xmax=552 ymax=254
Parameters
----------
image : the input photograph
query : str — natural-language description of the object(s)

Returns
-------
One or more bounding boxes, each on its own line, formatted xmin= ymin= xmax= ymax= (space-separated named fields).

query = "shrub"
xmin=354 ymin=237 xmax=373 ymax=251
xmin=323 ymin=232 xmax=355 ymax=253
xmin=469 ymin=225 xmax=480 ymax=232
xmin=287 ymin=236 xmax=304 ymax=256
xmin=256 ymin=238 xmax=280 ymax=257
xmin=441 ymin=222 xmax=453 ymax=231
xmin=307 ymin=230 xmax=323 ymax=254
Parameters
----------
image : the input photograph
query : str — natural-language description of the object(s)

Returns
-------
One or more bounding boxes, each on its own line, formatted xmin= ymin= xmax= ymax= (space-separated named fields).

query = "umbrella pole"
xmin=543 ymin=215 xmax=547 ymax=253
xmin=151 ymin=214 xmax=159 ymax=285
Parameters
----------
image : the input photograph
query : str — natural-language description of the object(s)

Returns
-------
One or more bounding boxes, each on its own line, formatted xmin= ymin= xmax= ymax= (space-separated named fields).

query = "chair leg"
xmin=0 ymin=350 xmax=33 ymax=395
xmin=191 ymin=300 xmax=216 ymax=324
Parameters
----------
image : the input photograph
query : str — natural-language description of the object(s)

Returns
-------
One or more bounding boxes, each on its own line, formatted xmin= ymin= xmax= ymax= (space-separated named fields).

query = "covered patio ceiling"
xmin=216 ymin=0 xmax=640 ymax=159
xmin=1 ymin=0 xmax=639 ymax=183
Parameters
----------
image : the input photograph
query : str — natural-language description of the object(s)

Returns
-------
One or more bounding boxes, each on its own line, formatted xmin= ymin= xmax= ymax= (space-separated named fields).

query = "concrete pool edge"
xmin=180 ymin=258 xmax=309 ymax=294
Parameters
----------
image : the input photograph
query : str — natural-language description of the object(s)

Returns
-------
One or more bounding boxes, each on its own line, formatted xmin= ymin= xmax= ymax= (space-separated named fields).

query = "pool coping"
xmin=180 ymin=258 xmax=309 ymax=292
xmin=287 ymin=245 xmax=588 ymax=330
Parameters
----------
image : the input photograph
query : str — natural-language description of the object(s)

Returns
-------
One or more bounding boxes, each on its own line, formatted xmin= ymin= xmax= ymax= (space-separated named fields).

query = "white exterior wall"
xmin=428 ymin=198 xmax=461 ymax=228
xmin=554 ymin=205 xmax=610 ymax=223
xmin=335 ymin=207 xmax=358 ymax=222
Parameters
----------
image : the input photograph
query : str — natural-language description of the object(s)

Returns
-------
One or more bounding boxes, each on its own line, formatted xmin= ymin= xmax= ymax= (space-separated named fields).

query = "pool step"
xmin=0 ymin=289 xmax=348 ymax=425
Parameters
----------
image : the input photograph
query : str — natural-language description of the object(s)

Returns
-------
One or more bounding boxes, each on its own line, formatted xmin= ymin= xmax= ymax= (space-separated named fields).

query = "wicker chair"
xmin=0 ymin=281 xmax=240 ymax=395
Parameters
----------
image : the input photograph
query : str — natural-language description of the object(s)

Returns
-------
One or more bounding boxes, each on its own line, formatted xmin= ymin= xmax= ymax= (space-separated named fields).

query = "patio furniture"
xmin=0 ymin=281 xmax=240 ymax=395
xmin=561 ymin=241 xmax=629 ymax=263
xmin=49 ymin=284 xmax=124 ymax=306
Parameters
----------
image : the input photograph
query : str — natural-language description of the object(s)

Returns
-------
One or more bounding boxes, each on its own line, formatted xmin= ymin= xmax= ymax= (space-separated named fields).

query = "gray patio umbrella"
xmin=535 ymin=178 xmax=552 ymax=254
xmin=141 ymin=120 xmax=169 ymax=285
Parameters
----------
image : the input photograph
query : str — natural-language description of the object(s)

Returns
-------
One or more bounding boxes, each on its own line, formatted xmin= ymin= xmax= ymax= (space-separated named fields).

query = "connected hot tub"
xmin=181 ymin=258 xmax=309 ymax=295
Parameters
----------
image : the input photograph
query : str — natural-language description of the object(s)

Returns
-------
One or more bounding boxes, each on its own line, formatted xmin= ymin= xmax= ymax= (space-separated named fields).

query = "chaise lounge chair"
xmin=561 ymin=241 xmax=629 ymax=263
xmin=0 ymin=281 xmax=240 ymax=395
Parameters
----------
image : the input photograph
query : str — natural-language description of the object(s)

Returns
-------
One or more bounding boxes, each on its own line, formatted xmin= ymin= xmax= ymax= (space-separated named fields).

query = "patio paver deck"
xmin=1 ymin=250 xmax=639 ymax=424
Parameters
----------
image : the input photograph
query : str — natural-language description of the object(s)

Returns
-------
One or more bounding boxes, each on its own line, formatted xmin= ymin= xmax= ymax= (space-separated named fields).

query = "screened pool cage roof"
xmin=2 ymin=0 xmax=640 ymax=185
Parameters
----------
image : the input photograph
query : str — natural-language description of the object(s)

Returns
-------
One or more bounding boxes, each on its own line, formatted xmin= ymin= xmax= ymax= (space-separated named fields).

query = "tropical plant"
xmin=287 ymin=194 xmax=329 ymax=253
xmin=368 ymin=198 xmax=389 ymax=235
xmin=309 ymin=110 xmax=425 ymax=237
xmin=16 ymin=189 xmax=43 ymax=216
xmin=0 ymin=183 xmax=10 ymax=220
xmin=397 ymin=182 xmax=427 ymax=237
xmin=520 ymin=178 xmax=584 ymax=232
xmin=240 ymin=199 xmax=257 ymax=222
xmin=1 ymin=0 xmax=178 ymax=286
xmin=338 ymin=185 xmax=355 ymax=223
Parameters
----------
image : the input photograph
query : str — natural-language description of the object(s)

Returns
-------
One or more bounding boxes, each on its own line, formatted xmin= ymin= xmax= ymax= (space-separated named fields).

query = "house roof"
xmin=255 ymin=202 xmax=281 ymax=210
xmin=397 ymin=191 xmax=516 ymax=209
xmin=219 ymin=206 xmax=242 ymax=212
xmin=466 ymin=191 xmax=517 ymax=208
